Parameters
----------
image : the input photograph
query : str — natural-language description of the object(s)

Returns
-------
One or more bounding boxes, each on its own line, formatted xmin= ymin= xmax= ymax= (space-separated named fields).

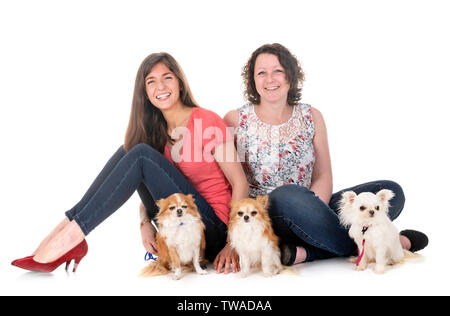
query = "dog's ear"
xmin=341 ymin=191 xmax=357 ymax=205
xmin=256 ymin=195 xmax=269 ymax=209
xmin=156 ymin=198 xmax=165 ymax=211
xmin=376 ymin=189 xmax=395 ymax=203
xmin=256 ymin=195 xmax=269 ymax=210
xmin=230 ymin=199 xmax=239 ymax=210
xmin=186 ymin=194 xmax=196 ymax=204
xmin=338 ymin=191 xmax=357 ymax=227
xmin=156 ymin=195 xmax=173 ymax=211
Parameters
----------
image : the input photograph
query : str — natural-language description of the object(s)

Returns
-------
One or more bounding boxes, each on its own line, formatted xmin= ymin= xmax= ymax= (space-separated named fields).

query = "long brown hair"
xmin=242 ymin=43 xmax=305 ymax=106
xmin=124 ymin=53 xmax=198 ymax=153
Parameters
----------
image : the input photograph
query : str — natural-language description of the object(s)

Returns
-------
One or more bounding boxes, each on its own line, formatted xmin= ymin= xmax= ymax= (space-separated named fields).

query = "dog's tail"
xmin=139 ymin=261 xmax=170 ymax=277
xmin=280 ymin=265 xmax=300 ymax=276
xmin=401 ymin=249 xmax=422 ymax=262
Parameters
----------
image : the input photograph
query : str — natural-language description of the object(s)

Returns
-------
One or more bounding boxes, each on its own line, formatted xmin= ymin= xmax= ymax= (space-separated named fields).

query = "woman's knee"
xmin=268 ymin=184 xmax=316 ymax=217
xmin=128 ymin=143 xmax=160 ymax=158
xmin=269 ymin=184 xmax=310 ymax=200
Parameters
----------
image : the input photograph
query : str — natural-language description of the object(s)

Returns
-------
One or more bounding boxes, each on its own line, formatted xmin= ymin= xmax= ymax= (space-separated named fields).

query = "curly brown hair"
xmin=242 ymin=43 xmax=305 ymax=106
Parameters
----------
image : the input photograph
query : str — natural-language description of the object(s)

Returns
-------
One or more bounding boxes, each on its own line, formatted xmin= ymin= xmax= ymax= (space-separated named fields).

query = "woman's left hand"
xmin=213 ymin=243 xmax=240 ymax=274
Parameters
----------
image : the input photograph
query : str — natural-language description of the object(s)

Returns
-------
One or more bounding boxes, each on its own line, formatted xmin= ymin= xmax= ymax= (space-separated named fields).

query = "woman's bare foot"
xmin=32 ymin=218 xmax=70 ymax=256
xmin=33 ymin=220 xmax=85 ymax=263
xmin=400 ymin=235 xmax=411 ymax=250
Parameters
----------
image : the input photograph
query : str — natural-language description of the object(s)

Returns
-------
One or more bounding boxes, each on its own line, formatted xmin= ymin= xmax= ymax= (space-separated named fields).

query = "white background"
xmin=1 ymin=0 xmax=449 ymax=296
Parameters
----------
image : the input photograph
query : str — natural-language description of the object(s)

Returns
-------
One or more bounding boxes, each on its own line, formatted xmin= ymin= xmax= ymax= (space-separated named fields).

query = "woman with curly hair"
xmin=223 ymin=43 xmax=428 ymax=266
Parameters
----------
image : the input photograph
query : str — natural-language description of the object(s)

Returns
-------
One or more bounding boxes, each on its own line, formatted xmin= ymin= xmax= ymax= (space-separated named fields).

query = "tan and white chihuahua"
xmin=140 ymin=193 xmax=207 ymax=280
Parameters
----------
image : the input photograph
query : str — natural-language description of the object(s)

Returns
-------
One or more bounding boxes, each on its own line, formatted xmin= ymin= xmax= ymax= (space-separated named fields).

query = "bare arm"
xmin=309 ymin=107 xmax=333 ymax=204
xmin=213 ymin=140 xmax=249 ymax=201
xmin=213 ymin=110 xmax=246 ymax=274
xmin=217 ymin=109 xmax=248 ymax=201
xmin=139 ymin=203 xmax=158 ymax=254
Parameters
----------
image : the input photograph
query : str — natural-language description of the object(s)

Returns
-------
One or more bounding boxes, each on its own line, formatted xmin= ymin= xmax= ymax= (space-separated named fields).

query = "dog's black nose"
xmin=177 ymin=209 xmax=183 ymax=217
xmin=244 ymin=215 xmax=249 ymax=221
xmin=369 ymin=210 xmax=375 ymax=216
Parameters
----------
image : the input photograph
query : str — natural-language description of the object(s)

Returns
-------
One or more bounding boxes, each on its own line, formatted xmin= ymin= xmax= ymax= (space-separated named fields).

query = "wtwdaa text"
xmin=221 ymin=300 xmax=272 ymax=311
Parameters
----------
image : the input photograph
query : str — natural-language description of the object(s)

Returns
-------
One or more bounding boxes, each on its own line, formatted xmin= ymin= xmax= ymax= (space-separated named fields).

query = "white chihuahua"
xmin=338 ymin=189 xmax=404 ymax=274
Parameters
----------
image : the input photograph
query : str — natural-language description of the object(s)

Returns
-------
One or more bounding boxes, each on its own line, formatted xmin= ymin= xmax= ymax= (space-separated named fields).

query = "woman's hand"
xmin=213 ymin=243 xmax=240 ymax=274
xmin=140 ymin=221 xmax=158 ymax=255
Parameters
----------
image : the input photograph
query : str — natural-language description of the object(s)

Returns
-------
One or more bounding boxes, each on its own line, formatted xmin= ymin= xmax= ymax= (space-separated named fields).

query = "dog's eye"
xmin=251 ymin=211 xmax=257 ymax=216
xmin=375 ymin=205 xmax=380 ymax=210
xmin=359 ymin=206 xmax=366 ymax=211
xmin=237 ymin=211 xmax=244 ymax=217
xmin=181 ymin=205 xmax=188 ymax=209
xmin=169 ymin=206 xmax=176 ymax=210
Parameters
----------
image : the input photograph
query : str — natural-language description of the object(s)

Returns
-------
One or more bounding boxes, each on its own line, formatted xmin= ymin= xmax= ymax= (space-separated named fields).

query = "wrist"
xmin=140 ymin=218 xmax=152 ymax=229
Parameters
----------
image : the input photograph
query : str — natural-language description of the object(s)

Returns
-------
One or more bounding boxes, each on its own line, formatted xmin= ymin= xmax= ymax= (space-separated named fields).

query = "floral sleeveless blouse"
xmin=236 ymin=103 xmax=315 ymax=198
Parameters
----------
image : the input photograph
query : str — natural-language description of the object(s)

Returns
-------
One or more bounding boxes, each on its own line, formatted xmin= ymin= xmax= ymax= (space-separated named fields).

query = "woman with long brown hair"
xmin=12 ymin=52 xmax=248 ymax=272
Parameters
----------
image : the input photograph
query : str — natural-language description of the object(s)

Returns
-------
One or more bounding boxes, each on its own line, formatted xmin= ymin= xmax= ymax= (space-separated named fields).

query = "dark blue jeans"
xmin=268 ymin=181 xmax=405 ymax=262
xmin=65 ymin=143 xmax=227 ymax=261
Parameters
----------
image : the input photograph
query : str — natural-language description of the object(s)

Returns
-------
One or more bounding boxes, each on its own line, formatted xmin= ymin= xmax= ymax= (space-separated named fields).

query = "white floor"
xmin=2 ymin=210 xmax=446 ymax=296
xmin=3 ymin=250 xmax=440 ymax=296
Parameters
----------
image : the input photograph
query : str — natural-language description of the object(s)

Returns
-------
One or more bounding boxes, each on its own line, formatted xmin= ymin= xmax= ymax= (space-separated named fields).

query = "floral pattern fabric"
xmin=236 ymin=103 xmax=315 ymax=198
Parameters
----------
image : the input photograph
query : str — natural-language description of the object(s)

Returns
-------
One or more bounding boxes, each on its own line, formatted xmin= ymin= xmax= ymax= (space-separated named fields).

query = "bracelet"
xmin=140 ymin=218 xmax=152 ymax=229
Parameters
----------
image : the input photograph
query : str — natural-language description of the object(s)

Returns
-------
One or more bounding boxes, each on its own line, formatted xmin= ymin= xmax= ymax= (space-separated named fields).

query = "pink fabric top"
xmin=164 ymin=107 xmax=233 ymax=225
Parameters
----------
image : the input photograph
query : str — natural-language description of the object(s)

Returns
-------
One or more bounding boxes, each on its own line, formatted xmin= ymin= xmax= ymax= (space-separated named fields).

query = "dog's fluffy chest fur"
xmin=230 ymin=221 xmax=271 ymax=259
xmin=159 ymin=215 xmax=203 ymax=264
xmin=349 ymin=219 xmax=398 ymax=246
xmin=349 ymin=219 xmax=402 ymax=260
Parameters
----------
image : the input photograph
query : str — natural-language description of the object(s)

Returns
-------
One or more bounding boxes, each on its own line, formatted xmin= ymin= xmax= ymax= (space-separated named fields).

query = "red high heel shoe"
xmin=11 ymin=256 xmax=34 ymax=265
xmin=11 ymin=240 xmax=88 ymax=272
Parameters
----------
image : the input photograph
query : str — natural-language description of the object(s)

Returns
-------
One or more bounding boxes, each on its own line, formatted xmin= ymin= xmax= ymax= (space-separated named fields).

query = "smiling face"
xmin=253 ymin=53 xmax=290 ymax=105
xmin=145 ymin=62 xmax=183 ymax=111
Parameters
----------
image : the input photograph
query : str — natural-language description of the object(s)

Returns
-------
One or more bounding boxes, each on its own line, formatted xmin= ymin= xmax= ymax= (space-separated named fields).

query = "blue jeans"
xmin=65 ymin=143 xmax=228 ymax=261
xmin=268 ymin=181 xmax=405 ymax=262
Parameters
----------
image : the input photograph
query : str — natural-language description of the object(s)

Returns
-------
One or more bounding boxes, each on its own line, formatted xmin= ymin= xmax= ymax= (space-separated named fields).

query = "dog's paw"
xmin=172 ymin=273 xmax=182 ymax=280
xmin=196 ymin=268 xmax=208 ymax=275
xmin=172 ymin=268 xmax=182 ymax=280
xmin=239 ymin=271 xmax=249 ymax=278
xmin=354 ymin=265 xmax=366 ymax=271
xmin=375 ymin=264 xmax=385 ymax=274
xmin=263 ymin=266 xmax=282 ymax=277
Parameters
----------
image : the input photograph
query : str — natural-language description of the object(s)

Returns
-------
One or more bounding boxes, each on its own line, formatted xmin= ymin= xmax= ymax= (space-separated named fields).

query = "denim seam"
xmin=142 ymin=157 xmax=183 ymax=203
xmin=72 ymin=214 xmax=89 ymax=236
xmin=65 ymin=210 xmax=74 ymax=221
xmin=73 ymin=156 xmax=142 ymax=235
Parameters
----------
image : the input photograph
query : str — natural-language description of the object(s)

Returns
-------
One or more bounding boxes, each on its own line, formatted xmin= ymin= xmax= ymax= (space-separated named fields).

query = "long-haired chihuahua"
xmin=228 ymin=196 xmax=283 ymax=277
xmin=140 ymin=193 xmax=207 ymax=280
xmin=338 ymin=189 xmax=406 ymax=274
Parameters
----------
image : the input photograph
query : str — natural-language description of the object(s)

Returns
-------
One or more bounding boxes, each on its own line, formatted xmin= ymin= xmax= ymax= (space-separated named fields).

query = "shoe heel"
xmin=72 ymin=257 xmax=83 ymax=273
xmin=65 ymin=260 xmax=71 ymax=272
